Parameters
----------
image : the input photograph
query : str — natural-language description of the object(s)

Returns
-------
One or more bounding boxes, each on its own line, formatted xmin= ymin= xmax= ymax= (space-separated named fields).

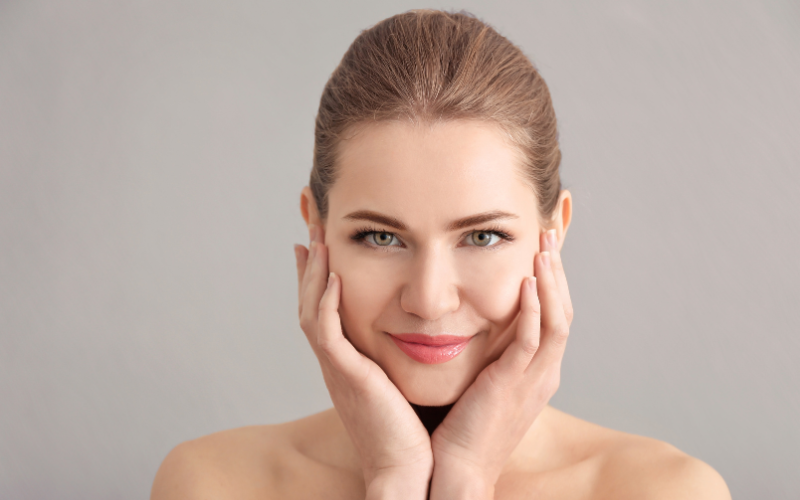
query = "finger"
xmin=298 ymin=242 xmax=328 ymax=347
xmin=530 ymin=251 xmax=570 ymax=368
xmin=301 ymin=224 xmax=328 ymax=304
xmin=294 ymin=244 xmax=309 ymax=308
xmin=307 ymin=223 xmax=317 ymax=244
xmin=298 ymin=242 xmax=317 ymax=318
xmin=495 ymin=276 xmax=541 ymax=376
xmin=317 ymin=272 xmax=368 ymax=378
xmin=301 ymin=241 xmax=329 ymax=322
xmin=298 ymin=226 xmax=321 ymax=313
xmin=544 ymin=229 xmax=574 ymax=326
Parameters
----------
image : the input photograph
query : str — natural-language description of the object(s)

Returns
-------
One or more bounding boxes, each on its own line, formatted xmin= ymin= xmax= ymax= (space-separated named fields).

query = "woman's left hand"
xmin=429 ymin=229 xmax=574 ymax=500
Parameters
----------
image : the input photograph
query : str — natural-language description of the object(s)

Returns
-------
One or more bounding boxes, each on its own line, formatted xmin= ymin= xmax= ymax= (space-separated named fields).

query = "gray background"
xmin=1 ymin=0 xmax=798 ymax=498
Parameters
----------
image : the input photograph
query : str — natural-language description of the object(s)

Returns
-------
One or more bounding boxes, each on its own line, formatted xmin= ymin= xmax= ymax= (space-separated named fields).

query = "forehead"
xmin=328 ymin=120 xmax=538 ymax=224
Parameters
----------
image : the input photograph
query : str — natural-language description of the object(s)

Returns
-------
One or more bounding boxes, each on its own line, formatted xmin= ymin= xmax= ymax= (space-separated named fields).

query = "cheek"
xmin=328 ymin=248 xmax=397 ymax=342
xmin=460 ymin=248 xmax=535 ymax=325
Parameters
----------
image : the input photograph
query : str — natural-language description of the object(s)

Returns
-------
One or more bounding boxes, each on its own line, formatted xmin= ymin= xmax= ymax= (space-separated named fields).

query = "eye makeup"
xmin=348 ymin=225 xmax=515 ymax=251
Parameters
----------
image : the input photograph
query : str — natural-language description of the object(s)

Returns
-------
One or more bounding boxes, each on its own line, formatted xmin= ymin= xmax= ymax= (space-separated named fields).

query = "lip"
xmin=388 ymin=333 xmax=472 ymax=364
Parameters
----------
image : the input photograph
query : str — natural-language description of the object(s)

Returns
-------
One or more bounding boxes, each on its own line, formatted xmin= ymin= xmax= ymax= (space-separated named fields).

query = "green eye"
xmin=371 ymin=232 xmax=396 ymax=246
xmin=471 ymin=231 xmax=497 ymax=247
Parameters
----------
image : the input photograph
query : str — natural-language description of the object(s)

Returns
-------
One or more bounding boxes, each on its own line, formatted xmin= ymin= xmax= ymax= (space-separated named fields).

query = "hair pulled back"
xmin=311 ymin=9 xmax=562 ymax=222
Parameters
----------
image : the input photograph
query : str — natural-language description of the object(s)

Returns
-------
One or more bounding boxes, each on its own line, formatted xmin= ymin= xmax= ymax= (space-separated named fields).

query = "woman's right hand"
xmin=294 ymin=224 xmax=433 ymax=500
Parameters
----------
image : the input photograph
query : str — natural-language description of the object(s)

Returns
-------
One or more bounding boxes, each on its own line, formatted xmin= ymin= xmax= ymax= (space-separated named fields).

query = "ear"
xmin=300 ymin=186 xmax=323 ymax=228
xmin=550 ymin=189 xmax=572 ymax=252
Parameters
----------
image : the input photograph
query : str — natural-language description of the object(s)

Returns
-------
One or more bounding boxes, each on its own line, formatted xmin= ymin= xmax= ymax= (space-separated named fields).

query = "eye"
xmin=366 ymin=231 xmax=400 ymax=247
xmin=466 ymin=230 xmax=503 ymax=247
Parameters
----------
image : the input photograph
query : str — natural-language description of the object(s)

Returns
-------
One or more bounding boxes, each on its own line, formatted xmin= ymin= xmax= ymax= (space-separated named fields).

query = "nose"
xmin=399 ymin=246 xmax=461 ymax=321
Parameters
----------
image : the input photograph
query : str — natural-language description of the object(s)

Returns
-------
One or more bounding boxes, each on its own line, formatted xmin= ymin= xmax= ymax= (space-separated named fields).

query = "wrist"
xmin=364 ymin=466 xmax=433 ymax=500
xmin=429 ymin=463 xmax=495 ymax=500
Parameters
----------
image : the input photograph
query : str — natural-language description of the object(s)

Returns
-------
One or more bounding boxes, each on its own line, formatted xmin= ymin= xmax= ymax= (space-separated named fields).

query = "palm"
xmin=430 ymin=239 xmax=573 ymax=486
xmin=295 ymin=233 xmax=432 ymax=486
xmin=321 ymin=347 xmax=431 ymax=460
xmin=432 ymin=318 xmax=528 ymax=464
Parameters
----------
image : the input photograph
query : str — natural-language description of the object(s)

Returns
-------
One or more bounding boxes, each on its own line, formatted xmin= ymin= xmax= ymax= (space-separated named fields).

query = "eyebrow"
xmin=446 ymin=211 xmax=519 ymax=231
xmin=343 ymin=210 xmax=407 ymax=230
xmin=342 ymin=210 xmax=519 ymax=231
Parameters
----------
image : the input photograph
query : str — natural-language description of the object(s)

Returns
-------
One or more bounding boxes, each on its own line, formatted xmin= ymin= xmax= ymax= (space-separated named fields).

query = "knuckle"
xmin=521 ymin=299 xmax=541 ymax=314
xmin=544 ymin=370 xmax=561 ymax=396
xmin=299 ymin=314 xmax=314 ymax=333
xmin=564 ymin=306 xmax=574 ymax=325
xmin=317 ymin=335 xmax=343 ymax=360
xmin=520 ymin=338 xmax=540 ymax=357
xmin=316 ymin=336 xmax=334 ymax=354
xmin=551 ymin=325 xmax=570 ymax=346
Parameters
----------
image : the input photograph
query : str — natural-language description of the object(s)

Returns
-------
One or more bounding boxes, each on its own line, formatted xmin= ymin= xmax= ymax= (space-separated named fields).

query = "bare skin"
xmin=151 ymin=405 xmax=729 ymax=499
xmin=151 ymin=120 xmax=730 ymax=499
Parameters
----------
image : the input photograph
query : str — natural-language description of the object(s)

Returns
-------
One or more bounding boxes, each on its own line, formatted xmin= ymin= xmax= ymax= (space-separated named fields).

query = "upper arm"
xmin=648 ymin=454 xmax=731 ymax=500
xmin=150 ymin=440 xmax=230 ymax=500
xmin=602 ymin=440 xmax=731 ymax=500
xmin=150 ymin=427 xmax=283 ymax=500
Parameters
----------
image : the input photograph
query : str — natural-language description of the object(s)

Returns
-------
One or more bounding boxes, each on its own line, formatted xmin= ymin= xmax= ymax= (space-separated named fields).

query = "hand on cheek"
xmin=428 ymin=229 xmax=574 ymax=500
xmin=294 ymin=225 xmax=433 ymax=500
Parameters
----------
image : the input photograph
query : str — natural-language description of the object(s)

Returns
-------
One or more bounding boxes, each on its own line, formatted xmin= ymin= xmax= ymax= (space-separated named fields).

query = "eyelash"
xmin=349 ymin=225 xmax=515 ymax=251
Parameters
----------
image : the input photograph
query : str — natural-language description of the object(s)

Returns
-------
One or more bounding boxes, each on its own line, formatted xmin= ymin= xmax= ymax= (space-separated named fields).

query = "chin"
xmin=403 ymin=387 xmax=462 ymax=407
xmin=389 ymin=365 xmax=477 ymax=407
xmin=366 ymin=336 xmax=493 ymax=407
xmin=405 ymin=392 xmax=460 ymax=407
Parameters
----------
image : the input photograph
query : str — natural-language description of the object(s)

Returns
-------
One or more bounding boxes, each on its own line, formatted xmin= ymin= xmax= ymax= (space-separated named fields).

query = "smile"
xmin=388 ymin=333 xmax=472 ymax=364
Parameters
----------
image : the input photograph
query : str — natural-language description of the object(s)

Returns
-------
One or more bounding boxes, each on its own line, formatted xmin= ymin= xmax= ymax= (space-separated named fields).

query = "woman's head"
xmin=310 ymin=9 xmax=562 ymax=226
xmin=301 ymin=10 xmax=572 ymax=405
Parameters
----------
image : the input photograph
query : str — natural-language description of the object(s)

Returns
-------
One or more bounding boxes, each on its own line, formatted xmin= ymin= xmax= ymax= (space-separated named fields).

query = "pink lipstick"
xmin=388 ymin=333 xmax=472 ymax=364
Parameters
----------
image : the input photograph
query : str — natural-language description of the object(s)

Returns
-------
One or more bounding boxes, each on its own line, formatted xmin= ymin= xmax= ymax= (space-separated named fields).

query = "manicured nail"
xmin=547 ymin=229 xmax=557 ymax=249
xmin=541 ymin=251 xmax=551 ymax=268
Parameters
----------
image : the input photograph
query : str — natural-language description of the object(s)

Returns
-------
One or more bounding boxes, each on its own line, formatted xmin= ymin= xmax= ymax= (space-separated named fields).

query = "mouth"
xmin=387 ymin=333 xmax=472 ymax=364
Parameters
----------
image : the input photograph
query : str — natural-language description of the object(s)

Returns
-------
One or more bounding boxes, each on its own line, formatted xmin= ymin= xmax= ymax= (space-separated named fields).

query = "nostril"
xmin=399 ymin=286 xmax=460 ymax=321
xmin=398 ymin=251 xmax=461 ymax=320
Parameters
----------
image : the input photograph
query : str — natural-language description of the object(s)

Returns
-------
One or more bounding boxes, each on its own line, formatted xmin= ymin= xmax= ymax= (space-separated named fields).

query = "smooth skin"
xmin=151 ymin=120 xmax=731 ymax=499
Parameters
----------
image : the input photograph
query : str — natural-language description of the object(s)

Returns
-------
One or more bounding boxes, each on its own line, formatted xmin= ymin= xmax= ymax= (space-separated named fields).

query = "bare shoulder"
xmin=594 ymin=426 xmax=731 ymax=499
xmin=526 ymin=407 xmax=730 ymax=500
xmin=149 ymin=423 xmax=285 ymax=500
xmin=149 ymin=409 xmax=362 ymax=500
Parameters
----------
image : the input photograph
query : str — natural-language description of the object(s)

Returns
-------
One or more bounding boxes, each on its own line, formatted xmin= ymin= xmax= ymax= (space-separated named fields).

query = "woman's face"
xmin=320 ymin=120 xmax=546 ymax=406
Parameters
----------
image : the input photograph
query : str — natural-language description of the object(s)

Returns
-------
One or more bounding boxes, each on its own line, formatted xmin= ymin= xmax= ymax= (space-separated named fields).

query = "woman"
xmin=151 ymin=10 xmax=730 ymax=499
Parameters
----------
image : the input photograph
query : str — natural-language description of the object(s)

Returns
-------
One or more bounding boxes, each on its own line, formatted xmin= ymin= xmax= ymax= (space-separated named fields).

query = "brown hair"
xmin=310 ymin=9 xmax=561 ymax=223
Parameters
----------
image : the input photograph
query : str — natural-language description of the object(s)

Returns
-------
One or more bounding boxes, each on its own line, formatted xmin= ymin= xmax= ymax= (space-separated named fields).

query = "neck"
xmin=409 ymin=402 xmax=455 ymax=435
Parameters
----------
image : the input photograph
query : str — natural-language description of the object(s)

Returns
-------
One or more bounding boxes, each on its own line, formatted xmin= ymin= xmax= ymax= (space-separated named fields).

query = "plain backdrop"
xmin=1 ymin=0 xmax=798 ymax=498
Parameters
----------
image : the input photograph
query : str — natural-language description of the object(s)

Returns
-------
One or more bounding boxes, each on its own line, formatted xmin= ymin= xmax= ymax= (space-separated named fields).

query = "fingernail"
xmin=308 ymin=224 xmax=317 ymax=243
xmin=327 ymin=272 xmax=335 ymax=289
xmin=309 ymin=241 xmax=317 ymax=257
xmin=293 ymin=244 xmax=301 ymax=260
xmin=547 ymin=229 xmax=557 ymax=249
xmin=528 ymin=276 xmax=537 ymax=290
xmin=541 ymin=251 xmax=551 ymax=268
